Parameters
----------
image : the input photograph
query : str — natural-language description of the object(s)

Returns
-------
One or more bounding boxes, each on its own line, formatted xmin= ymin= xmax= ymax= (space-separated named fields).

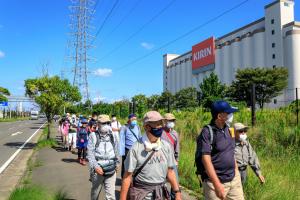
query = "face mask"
xmin=226 ymin=113 xmax=234 ymax=124
xmin=100 ymin=125 xmax=110 ymax=133
xmin=149 ymin=127 xmax=163 ymax=138
xmin=112 ymin=117 xmax=117 ymax=121
xmin=131 ymin=120 xmax=137 ymax=126
xmin=239 ymin=134 xmax=247 ymax=142
xmin=166 ymin=122 xmax=175 ymax=129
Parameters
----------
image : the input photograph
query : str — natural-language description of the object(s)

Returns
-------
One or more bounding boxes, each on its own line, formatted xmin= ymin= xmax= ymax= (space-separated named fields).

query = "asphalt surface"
xmin=0 ymin=118 xmax=47 ymax=172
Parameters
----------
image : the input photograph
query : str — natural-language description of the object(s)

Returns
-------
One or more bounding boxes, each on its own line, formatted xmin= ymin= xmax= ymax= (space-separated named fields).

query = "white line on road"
xmin=0 ymin=121 xmax=47 ymax=174
xmin=11 ymin=132 xmax=23 ymax=136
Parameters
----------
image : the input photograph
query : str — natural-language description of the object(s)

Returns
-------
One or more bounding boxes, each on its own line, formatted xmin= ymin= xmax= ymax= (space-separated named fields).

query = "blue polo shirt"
xmin=199 ymin=122 xmax=236 ymax=183
xmin=119 ymin=124 xmax=141 ymax=156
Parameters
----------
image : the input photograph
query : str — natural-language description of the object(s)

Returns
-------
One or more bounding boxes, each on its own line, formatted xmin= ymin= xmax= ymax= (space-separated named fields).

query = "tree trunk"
xmin=47 ymin=118 xmax=51 ymax=139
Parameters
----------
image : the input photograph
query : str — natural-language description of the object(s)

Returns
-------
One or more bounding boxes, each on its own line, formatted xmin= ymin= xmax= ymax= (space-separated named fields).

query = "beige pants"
xmin=203 ymin=172 xmax=244 ymax=200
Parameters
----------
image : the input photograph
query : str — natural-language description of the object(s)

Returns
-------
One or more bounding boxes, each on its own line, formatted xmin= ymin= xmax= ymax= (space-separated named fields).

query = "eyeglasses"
xmin=238 ymin=130 xmax=247 ymax=133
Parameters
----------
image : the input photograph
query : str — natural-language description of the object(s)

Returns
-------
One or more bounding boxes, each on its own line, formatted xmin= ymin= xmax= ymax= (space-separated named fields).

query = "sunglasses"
xmin=238 ymin=129 xmax=247 ymax=133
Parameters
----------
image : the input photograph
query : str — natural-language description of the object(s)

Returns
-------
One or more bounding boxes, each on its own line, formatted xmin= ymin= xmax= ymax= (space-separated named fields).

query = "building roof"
xmin=216 ymin=18 xmax=264 ymax=41
xmin=283 ymin=21 xmax=300 ymax=28
xmin=265 ymin=0 xmax=294 ymax=9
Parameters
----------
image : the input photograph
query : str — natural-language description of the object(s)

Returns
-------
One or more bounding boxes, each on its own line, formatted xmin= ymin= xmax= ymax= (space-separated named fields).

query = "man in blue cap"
xmin=119 ymin=113 xmax=141 ymax=178
xmin=195 ymin=100 xmax=244 ymax=200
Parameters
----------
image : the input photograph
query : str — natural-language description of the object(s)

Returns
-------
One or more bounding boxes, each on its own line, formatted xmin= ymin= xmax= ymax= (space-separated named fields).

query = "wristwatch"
xmin=173 ymin=188 xmax=181 ymax=193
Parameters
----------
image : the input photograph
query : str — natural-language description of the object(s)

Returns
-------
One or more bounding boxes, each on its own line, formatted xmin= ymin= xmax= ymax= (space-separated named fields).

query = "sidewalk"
xmin=31 ymin=124 xmax=197 ymax=200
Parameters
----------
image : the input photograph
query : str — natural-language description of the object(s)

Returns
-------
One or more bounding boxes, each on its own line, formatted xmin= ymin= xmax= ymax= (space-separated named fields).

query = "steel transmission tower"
xmin=69 ymin=0 xmax=95 ymax=102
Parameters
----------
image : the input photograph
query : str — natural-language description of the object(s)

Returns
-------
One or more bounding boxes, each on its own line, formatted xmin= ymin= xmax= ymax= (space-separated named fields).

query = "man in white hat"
xmin=120 ymin=111 xmax=181 ymax=200
xmin=87 ymin=114 xmax=120 ymax=200
xmin=234 ymin=122 xmax=265 ymax=185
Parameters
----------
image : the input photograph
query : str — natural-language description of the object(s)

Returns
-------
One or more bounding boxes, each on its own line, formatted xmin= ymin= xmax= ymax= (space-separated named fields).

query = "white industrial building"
xmin=163 ymin=0 xmax=300 ymax=107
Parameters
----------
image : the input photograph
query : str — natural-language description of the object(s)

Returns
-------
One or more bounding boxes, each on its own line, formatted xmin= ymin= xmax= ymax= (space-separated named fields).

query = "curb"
xmin=0 ymin=123 xmax=46 ymax=200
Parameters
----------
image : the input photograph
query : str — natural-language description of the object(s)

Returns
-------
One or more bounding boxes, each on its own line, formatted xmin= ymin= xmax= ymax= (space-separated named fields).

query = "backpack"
xmin=195 ymin=125 xmax=214 ymax=177
xmin=78 ymin=127 xmax=88 ymax=143
xmin=94 ymin=131 xmax=118 ymax=176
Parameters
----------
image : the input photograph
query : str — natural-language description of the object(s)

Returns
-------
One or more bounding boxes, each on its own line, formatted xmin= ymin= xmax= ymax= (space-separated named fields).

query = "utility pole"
xmin=251 ymin=83 xmax=256 ymax=127
xmin=296 ymin=88 xmax=299 ymax=126
xmin=69 ymin=0 xmax=95 ymax=103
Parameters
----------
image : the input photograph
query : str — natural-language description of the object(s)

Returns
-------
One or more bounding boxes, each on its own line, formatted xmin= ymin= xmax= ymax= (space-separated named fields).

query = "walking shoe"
xmin=82 ymin=159 xmax=86 ymax=165
xmin=78 ymin=158 xmax=82 ymax=164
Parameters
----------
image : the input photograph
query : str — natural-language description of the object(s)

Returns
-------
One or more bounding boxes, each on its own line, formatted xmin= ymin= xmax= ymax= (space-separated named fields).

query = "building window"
xmin=273 ymin=65 xmax=276 ymax=68
xmin=272 ymin=43 xmax=275 ymax=48
xmin=272 ymin=54 xmax=276 ymax=59
xmin=271 ymin=19 xmax=275 ymax=24
xmin=284 ymin=2 xmax=289 ymax=7
xmin=272 ymin=30 xmax=275 ymax=35
xmin=274 ymin=99 xmax=277 ymax=104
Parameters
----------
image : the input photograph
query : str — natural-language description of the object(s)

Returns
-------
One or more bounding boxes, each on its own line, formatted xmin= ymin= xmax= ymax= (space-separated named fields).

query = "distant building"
xmin=163 ymin=0 xmax=299 ymax=107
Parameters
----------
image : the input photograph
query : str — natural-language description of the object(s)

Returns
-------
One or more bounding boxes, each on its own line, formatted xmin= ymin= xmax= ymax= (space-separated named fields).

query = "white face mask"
xmin=166 ymin=122 xmax=175 ymax=129
xmin=112 ymin=117 xmax=117 ymax=121
xmin=100 ymin=125 xmax=110 ymax=133
xmin=226 ymin=113 xmax=234 ymax=124
xmin=239 ymin=134 xmax=247 ymax=142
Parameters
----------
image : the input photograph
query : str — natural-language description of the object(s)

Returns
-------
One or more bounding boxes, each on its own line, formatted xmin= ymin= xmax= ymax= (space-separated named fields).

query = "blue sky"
xmin=0 ymin=0 xmax=299 ymax=107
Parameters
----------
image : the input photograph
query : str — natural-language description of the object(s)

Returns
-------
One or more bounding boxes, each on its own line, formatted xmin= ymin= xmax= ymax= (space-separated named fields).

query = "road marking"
xmin=11 ymin=132 xmax=23 ymax=136
xmin=0 ymin=121 xmax=47 ymax=174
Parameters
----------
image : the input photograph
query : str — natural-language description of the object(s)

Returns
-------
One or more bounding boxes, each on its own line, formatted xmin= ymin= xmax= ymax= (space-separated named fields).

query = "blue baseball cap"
xmin=211 ymin=100 xmax=238 ymax=115
xmin=128 ymin=113 xmax=136 ymax=119
xmin=81 ymin=118 xmax=88 ymax=124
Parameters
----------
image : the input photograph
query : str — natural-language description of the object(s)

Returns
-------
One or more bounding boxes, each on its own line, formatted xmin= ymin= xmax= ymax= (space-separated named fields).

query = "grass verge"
xmin=175 ymin=108 xmax=300 ymax=199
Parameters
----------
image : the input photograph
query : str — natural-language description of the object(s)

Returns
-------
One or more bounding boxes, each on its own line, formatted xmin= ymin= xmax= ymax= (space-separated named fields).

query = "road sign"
xmin=0 ymin=102 xmax=8 ymax=106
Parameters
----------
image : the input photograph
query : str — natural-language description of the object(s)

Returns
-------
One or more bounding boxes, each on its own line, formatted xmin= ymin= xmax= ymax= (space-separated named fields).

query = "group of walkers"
xmin=57 ymin=99 xmax=264 ymax=200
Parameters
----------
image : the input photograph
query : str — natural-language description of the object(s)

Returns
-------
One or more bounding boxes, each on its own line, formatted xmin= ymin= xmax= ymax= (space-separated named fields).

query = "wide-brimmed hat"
xmin=234 ymin=122 xmax=248 ymax=131
xmin=164 ymin=113 xmax=176 ymax=120
xmin=143 ymin=111 xmax=163 ymax=124
xmin=98 ymin=114 xmax=111 ymax=123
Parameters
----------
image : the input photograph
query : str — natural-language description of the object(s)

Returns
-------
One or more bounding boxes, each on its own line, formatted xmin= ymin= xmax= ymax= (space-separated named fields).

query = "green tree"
xmin=0 ymin=86 xmax=10 ymax=102
xmin=227 ymin=67 xmax=288 ymax=109
xmin=132 ymin=94 xmax=148 ymax=118
xmin=25 ymin=76 xmax=81 ymax=139
xmin=147 ymin=94 xmax=160 ymax=110
xmin=174 ymin=87 xmax=198 ymax=110
xmin=157 ymin=91 xmax=174 ymax=111
xmin=199 ymin=72 xmax=226 ymax=109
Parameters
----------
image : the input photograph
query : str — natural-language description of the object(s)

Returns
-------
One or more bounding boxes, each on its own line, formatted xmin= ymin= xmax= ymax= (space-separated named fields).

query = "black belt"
xmin=239 ymin=166 xmax=247 ymax=171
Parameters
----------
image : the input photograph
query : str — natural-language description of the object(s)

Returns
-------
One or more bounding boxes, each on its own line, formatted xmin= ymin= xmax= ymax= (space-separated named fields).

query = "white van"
xmin=30 ymin=111 xmax=39 ymax=120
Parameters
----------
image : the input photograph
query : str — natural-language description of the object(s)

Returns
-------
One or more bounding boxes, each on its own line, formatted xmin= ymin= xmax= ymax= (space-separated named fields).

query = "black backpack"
xmin=195 ymin=125 xmax=215 ymax=178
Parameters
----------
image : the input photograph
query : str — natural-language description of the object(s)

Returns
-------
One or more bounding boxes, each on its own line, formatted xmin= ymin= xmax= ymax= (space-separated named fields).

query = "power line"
xmin=93 ymin=0 xmax=120 ymax=44
xmin=115 ymin=0 xmax=250 ymax=72
xmin=99 ymin=0 xmax=143 ymax=45
xmin=98 ymin=0 xmax=177 ymax=61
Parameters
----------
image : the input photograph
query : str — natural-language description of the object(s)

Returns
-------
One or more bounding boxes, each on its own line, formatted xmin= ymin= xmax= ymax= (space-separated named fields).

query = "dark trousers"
xmin=239 ymin=169 xmax=247 ymax=184
xmin=121 ymin=148 xmax=130 ymax=178
xmin=78 ymin=147 xmax=86 ymax=159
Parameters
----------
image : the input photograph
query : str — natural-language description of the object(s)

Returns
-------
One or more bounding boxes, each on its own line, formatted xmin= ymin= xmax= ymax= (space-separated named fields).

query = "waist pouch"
xmin=101 ymin=161 xmax=116 ymax=176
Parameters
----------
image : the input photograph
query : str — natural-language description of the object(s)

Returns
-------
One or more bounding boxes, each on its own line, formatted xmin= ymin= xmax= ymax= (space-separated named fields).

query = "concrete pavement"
xmin=30 ymin=123 xmax=197 ymax=200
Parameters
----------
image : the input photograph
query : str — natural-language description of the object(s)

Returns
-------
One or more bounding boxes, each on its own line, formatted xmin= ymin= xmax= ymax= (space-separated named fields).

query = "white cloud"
xmin=0 ymin=50 xmax=5 ymax=58
xmin=141 ymin=42 xmax=154 ymax=50
xmin=94 ymin=68 xmax=112 ymax=77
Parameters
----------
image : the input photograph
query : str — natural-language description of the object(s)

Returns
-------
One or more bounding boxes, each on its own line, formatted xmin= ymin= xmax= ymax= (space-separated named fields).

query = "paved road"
xmin=0 ymin=118 xmax=47 ymax=173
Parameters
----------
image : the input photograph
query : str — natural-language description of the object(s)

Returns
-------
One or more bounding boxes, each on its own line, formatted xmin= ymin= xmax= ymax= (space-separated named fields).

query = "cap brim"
xmin=225 ymin=107 xmax=238 ymax=113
